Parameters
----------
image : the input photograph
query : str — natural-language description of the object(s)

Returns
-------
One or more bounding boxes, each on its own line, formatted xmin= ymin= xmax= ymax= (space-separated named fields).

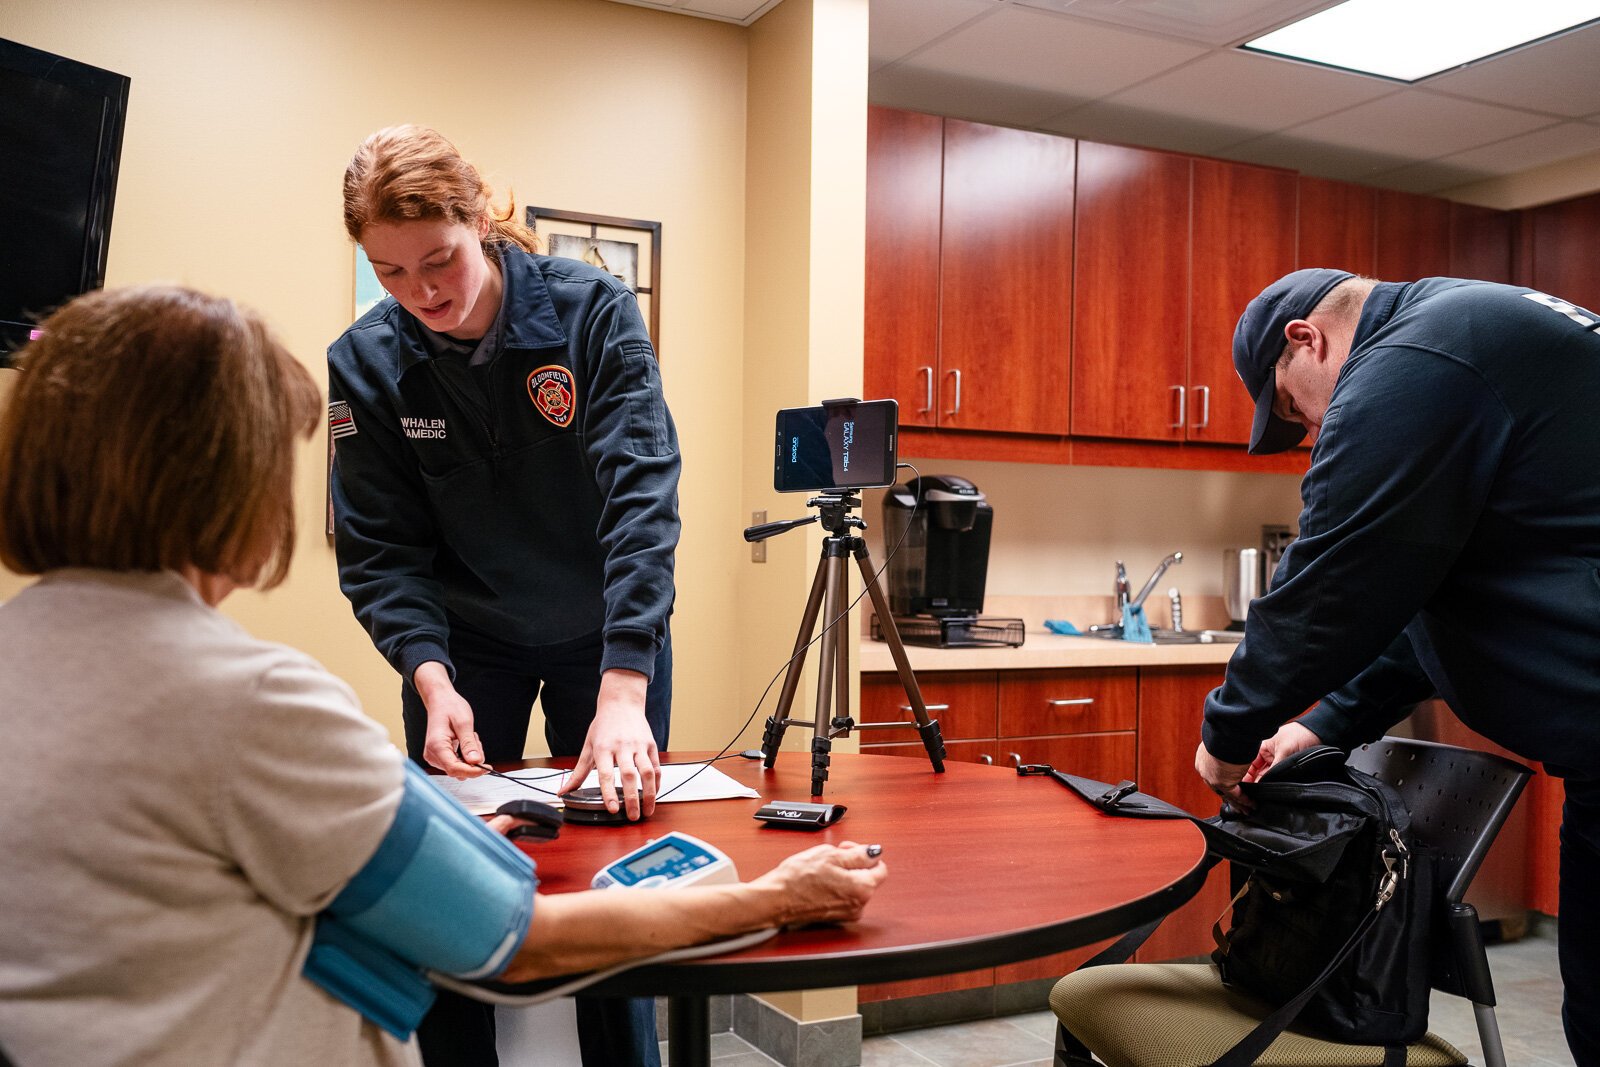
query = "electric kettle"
xmin=1223 ymin=548 xmax=1261 ymax=631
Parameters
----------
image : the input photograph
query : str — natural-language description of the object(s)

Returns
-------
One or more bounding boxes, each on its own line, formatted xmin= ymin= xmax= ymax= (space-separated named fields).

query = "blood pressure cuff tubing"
xmin=303 ymin=761 xmax=538 ymax=1038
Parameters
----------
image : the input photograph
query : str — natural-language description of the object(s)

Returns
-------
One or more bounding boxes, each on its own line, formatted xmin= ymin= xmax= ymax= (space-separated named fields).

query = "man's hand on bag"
xmin=1195 ymin=743 xmax=1253 ymax=812
xmin=1243 ymin=721 xmax=1323 ymax=784
xmin=414 ymin=661 xmax=487 ymax=779
xmin=559 ymin=668 xmax=659 ymax=821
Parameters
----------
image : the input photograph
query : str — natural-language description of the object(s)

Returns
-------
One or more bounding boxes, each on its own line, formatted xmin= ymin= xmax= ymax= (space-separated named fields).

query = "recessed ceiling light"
xmin=1242 ymin=0 xmax=1600 ymax=82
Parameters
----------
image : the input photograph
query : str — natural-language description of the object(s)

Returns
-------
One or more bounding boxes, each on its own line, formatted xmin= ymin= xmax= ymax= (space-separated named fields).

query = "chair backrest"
xmin=1346 ymin=736 xmax=1532 ymax=905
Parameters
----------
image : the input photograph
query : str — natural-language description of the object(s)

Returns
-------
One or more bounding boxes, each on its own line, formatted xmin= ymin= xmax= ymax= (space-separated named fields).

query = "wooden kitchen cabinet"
xmin=1189 ymin=158 xmax=1298 ymax=446
xmin=1449 ymin=202 xmax=1514 ymax=283
xmin=1072 ymin=141 xmax=1192 ymax=442
xmin=1529 ymin=189 xmax=1600 ymax=311
xmin=858 ymin=665 xmax=1134 ymax=1000
xmin=1298 ymin=176 xmax=1375 ymax=276
xmin=864 ymin=106 xmax=942 ymax=429
xmin=858 ymin=669 xmax=997 ymax=744
xmin=864 ymin=107 xmax=1075 ymax=436
xmin=1134 ymin=665 xmax=1232 ymax=963
xmin=1375 ymin=188 xmax=1453 ymax=282
xmin=998 ymin=667 xmax=1137 ymax=737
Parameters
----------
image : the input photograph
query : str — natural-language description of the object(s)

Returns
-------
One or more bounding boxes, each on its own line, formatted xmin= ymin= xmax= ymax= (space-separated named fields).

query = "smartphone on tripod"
xmin=773 ymin=398 xmax=898 ymax=494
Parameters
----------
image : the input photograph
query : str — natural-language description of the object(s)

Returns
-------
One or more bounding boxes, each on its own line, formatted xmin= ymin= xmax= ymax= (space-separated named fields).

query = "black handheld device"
xmin=773 ymin=398 xmax=898 ymax=493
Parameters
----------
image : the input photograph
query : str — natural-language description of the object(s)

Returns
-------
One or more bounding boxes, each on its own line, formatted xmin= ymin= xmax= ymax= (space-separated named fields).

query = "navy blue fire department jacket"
xmin=328 ymin=246 xmax=680 ymax=685
xmin=1204 ymin=278 xmax=1600 ymax=779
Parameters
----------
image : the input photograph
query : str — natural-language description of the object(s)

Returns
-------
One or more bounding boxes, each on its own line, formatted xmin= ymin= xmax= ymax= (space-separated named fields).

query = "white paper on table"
xmin=431 ymin=761 xmax=760 ymax=815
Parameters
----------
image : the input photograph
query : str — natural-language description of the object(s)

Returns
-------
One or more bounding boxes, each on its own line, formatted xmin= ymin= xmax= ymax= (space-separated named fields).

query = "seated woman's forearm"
xmin=496 ymin=842 xmax=886 ymax=983
xmin=498 ymin=879 xmax=787 ymax=982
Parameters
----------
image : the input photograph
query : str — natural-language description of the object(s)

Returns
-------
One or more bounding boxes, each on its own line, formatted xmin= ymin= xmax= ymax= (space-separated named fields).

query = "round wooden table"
xmin=490 ymin=750 xmax=1207 ymax=1066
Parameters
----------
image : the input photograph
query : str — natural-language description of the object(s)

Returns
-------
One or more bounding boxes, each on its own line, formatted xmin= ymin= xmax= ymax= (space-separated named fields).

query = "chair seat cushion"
xmin=1049 ymin=964 xmax=1465 ymax=1067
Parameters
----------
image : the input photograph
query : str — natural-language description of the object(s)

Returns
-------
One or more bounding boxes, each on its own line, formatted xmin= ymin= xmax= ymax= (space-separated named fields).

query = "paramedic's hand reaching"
xmin=413 ymin=661 xmax=487 ymax=779
xmin=1196 ymin=743 xmax=1253 ymax=813
xmin=559 ymin=668 xmax=659 ymax=820
xmin=1243 ymin=721 xmax=1323 ymax=784
xmin=756 ymin=843 xmax=888 ymax=927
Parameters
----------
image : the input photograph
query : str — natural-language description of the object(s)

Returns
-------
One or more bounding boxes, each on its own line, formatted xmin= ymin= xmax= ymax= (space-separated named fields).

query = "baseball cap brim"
xmin=1248 ymin=379 xmax=1308 ymax=455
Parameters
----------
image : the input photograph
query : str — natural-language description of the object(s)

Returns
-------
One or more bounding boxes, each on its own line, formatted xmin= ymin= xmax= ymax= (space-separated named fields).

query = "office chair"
xmin=1049 ymin=736 xmax=1533 ymax=1067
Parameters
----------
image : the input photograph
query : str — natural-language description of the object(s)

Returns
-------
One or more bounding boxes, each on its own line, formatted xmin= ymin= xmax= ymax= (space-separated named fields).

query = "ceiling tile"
xmin=870 ymin=0 xmax=998 ymax=69
xmin=1424 ymin=22 xmax=1600 ymax=119
xmin=1015 ymin=0 xmax=1335 ymax=47
xmin=1103 ymin=49 xmax=1394 ymax=138
xmin=869 ymin=65 xmax=1080 ymax=129
xmin=1429 ymin=121 xmax=1600 ymax=175
xmin=1273 ymin=90 xmax=1552 ymax=161
xmin=905 ymin=5 xmax=1208 ymax=98
xmin=1038 ymin=98 xmax=1264 ymax=155
xmin=680 ymin=0 xmax=778 ymax=19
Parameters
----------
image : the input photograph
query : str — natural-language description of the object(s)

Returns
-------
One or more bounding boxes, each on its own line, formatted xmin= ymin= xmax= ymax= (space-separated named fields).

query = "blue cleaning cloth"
xmin=1044 ymin=620 xmax=1081 ymax=635
xmin=1119 ymin=603 xmax=1153 ymax=643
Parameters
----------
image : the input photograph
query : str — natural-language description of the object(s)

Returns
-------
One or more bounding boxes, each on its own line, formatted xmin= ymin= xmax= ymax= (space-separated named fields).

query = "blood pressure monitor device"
xmin=591 ymin=831 xmax=739 ymax=890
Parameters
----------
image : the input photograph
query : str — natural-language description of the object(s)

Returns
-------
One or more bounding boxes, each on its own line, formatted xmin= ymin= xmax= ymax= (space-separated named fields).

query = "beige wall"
xmin=0 ymin=0 xmax=752 ymax=750
xmin=862 ymin=459 xmax=1305 ymax=608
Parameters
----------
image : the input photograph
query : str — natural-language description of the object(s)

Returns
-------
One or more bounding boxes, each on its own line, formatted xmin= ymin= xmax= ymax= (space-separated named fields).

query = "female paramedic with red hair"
xmin=330 ymin=124 xmax=682 ymax=1066
xmin=0 ymin=285 xmax=886 ymax=1067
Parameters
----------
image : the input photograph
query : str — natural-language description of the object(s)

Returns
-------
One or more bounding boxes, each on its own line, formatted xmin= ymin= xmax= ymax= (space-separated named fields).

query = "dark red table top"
xmin=491 ymin=750 xmax=1208 ymax=997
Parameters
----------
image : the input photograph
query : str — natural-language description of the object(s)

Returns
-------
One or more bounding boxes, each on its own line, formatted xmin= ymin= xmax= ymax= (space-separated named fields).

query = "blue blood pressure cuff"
xmin=304 ymin=762 xmax=537 ymax=1038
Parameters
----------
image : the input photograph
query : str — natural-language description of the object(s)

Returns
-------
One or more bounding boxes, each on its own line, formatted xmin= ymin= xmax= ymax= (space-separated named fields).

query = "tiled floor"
xmin=694 ymin=921 xmax=1573 ymax=1067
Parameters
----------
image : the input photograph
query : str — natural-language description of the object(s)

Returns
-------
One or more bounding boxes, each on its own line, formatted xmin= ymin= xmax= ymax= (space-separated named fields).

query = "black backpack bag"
xmin=1040 ymin=745 xmax=1433 ymax=1066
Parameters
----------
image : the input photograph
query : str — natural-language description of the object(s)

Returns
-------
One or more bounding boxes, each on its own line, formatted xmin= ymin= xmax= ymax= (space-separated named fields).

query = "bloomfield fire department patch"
xmin=527 ymin=365 xmax=576 ymax=428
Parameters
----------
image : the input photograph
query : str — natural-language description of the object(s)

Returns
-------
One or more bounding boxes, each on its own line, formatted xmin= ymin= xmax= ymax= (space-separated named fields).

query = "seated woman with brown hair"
xmin=0 ymin=285 xmax=886 ymax=1067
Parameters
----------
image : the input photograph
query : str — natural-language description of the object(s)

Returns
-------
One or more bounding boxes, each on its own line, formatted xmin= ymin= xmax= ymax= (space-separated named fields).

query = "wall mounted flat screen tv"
xmin=1 ymin=38 xmax=130 ymax=363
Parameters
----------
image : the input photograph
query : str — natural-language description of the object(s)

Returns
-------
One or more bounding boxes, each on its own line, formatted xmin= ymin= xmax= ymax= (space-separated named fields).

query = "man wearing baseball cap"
xmin=1195 ymin=268 xmax=1600 ymax=1065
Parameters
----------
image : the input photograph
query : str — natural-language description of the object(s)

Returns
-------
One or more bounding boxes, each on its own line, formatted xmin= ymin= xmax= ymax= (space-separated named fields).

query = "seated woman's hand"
xmin=755 ymin=842 xmax=888 ymax=927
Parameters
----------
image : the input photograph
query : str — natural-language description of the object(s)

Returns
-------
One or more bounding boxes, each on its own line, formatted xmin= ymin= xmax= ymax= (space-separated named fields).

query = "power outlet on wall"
xmin=751 ymin=511 xmax=766 ymax=563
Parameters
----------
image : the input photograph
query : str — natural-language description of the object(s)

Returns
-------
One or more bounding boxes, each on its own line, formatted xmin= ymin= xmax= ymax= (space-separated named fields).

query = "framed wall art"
xmin=526 ymin=206 xmax=661 ymax=353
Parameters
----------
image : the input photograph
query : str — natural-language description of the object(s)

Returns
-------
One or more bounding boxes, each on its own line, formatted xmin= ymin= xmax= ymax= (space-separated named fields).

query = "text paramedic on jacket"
xmin=1196 ymin=268 xmax=1600 ymax=1067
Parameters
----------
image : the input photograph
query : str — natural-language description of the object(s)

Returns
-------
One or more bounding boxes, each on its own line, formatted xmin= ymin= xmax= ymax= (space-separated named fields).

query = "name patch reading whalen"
xmin=401 ymin=417 xmax=447 ymax=440
xmin=528 ymin=365 xmax=576 ymax=428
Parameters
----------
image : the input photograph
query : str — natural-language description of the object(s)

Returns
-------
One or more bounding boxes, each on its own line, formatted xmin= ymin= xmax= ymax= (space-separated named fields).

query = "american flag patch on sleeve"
xmin=329 ymin=401 xmax=358 ymax=439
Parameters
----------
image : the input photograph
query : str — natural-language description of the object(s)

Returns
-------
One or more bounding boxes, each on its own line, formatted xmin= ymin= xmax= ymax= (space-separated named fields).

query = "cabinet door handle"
xmin=1194 ymin=385 xmax=1210 ymax=429
xmin=946 ymin=368 xmax=962 ymax=415
xmin=978 ymin=754 xmax=993 ymax=765
xmin=918 ymin=366 xmax=933 ymax=414
xmin=1008 ymin=752 xmax=1023 ymax=767
xmin=1046 ymin=697 xmax=1095 ymax=708
xmin=1170 ymin=385 xmax=1186 ymax=429
xmin=900 ymin=703 xmax=950 ymax=712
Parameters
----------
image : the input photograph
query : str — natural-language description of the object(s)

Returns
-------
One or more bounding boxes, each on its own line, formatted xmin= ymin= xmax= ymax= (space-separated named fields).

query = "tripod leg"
xmin=811 ymin=735 xmax=832 ymax=798
xmin=764 ymin=550 xmax=831 ymax=769
xmin=807 ymin=549 xmax=848 ymax=795
xmin=853 ymin=543 xmax=946 ymax=773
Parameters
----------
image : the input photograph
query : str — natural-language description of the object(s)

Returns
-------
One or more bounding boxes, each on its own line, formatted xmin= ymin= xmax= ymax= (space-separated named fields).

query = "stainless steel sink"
xmin=1082 ymin=627 xmax=1242 ymax=645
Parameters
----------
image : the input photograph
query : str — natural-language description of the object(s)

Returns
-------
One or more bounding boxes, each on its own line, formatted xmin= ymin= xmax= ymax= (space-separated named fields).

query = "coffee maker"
xmin=879 ymin=474 xmax=1022 ymax=647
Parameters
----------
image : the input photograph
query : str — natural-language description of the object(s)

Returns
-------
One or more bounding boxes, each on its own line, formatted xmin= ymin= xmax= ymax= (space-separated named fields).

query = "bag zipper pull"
xmin=1389 ymin=827 xmax=1410 ymax=878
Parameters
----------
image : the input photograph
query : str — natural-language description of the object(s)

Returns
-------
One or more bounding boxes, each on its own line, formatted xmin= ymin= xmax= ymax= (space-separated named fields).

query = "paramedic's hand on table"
xmin=413 ymin=661 xmax=487 ymax=779
xmin=1196 ymin=744 xmax=1253 ymax=813
xmin=1242 ymin=721 xmax=1323 ymax=784
xmin=559 ymin=668 xmax=660 ymax=820
xmin=756 ymin=843 xmax=889 ymax=927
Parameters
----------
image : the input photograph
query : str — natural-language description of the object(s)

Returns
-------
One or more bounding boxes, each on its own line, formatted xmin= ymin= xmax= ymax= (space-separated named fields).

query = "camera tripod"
xmin=744 ymin=491 xmax=946 ymax=797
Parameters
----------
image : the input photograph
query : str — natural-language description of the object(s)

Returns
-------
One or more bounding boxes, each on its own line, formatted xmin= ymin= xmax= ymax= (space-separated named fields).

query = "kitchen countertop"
xmin=858 ymin=628 xmax=1240 ymax=673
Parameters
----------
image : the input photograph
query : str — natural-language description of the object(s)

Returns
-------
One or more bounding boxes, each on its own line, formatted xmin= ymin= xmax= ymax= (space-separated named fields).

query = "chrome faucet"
xmin=1129 ymin=552 xmax=1183 ymax=613
xmin=1090 ymin=552 xmax=1183 ymax=636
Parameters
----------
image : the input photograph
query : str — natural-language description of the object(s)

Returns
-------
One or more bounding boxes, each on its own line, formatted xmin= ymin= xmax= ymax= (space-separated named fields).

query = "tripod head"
xmin=743 ymin=491 xmax=866 ymax=542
